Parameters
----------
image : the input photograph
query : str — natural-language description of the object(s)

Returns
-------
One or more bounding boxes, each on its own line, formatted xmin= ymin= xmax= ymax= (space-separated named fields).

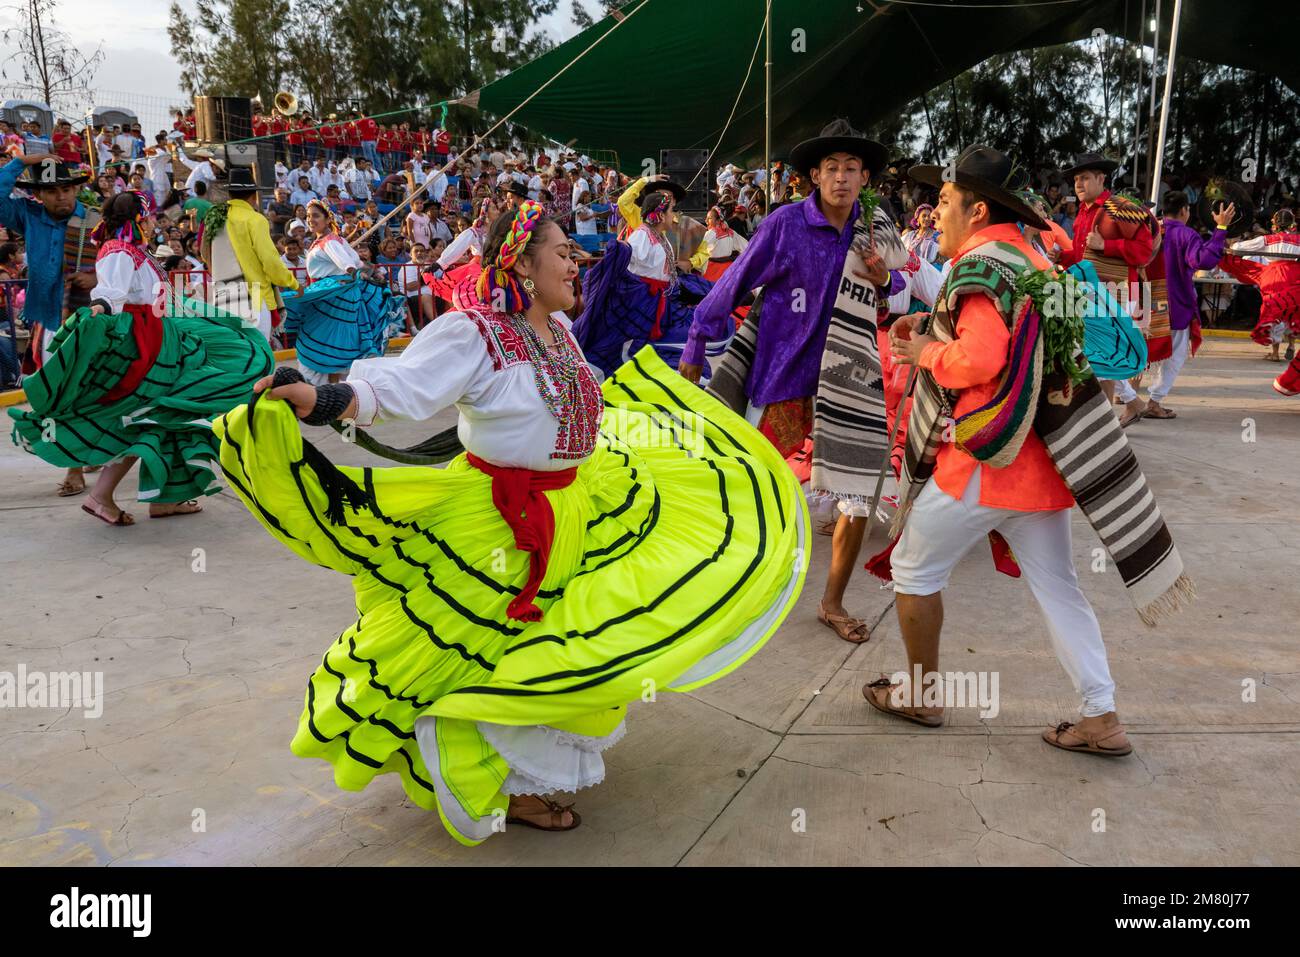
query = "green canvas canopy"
xmin=469 ymin=0 xmax=1297 ymax=173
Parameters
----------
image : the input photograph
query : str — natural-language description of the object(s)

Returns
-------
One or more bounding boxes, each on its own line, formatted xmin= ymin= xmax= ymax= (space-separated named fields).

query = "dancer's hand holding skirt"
xmin=213 ymin=347 xmax=809 ymax=845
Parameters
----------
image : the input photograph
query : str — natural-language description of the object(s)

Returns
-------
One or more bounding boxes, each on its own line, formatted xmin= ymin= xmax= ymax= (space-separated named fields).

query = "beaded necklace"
xmin=508 ymin=312 xmax=581 ymax=422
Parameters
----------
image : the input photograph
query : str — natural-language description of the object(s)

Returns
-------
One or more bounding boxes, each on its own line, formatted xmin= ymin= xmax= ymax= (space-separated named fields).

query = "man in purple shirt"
xmin=1135 ymin=191 xmax=1233 ymax=419
xmin=678 ymin=125 xmax=897 ymax=644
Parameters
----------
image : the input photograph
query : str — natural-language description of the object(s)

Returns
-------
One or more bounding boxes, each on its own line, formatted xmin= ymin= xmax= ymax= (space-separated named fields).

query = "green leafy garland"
xmin=202 ymin=201 xmax=230 ymax=236
xmin=1014 ymin=267 xmax=1091 ymax=386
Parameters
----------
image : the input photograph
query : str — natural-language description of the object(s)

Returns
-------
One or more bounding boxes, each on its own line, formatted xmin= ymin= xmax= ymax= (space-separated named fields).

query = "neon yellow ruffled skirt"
xmin=213 ymin=347 xmax=808 ymax=845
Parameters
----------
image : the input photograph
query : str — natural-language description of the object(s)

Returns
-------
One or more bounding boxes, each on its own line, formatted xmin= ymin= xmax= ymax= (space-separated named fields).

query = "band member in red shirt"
xmin=252 ymin=113 xmax=268 ymax=139
xmin=344 ymin=114 xmax=362 ymax=160
xmin=376 ymin=124 xmax=394 ymax=173
xmin=434 ymin=127 xmax=450 ymax=161
xmin=286 ymin=115 xmax=304 ymax=168
xmin=360 ymin=114 xmax=379 ymax=168
xmin=418 ymin=125 xmax=432 ymax=157
xmin=321 ymin=117 xmax=340 ymax=163
xmin=300 ymin=113 xmax=321 ymax=163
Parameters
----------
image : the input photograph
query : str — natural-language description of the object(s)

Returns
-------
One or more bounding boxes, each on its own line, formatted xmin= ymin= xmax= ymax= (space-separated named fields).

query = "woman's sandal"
xmin=506 ymin=794 xmax=582 ymax=832
xmin=150 ymin=500 xmax=203 ymax=518
xmin=1041 ymin=720 xmax=1133 ymax=757
xmin=862 ymin=676 xmax=944 ymax=727
xmin=81 ymin=497 xmax=134 ymax=527
xmin=818 ymin=602 xmax=871 ymax=643
xmin=1143 ymin=406 xmax=1177 ymax=419
xmin=57 ymin=477 xmax=86 ymax=497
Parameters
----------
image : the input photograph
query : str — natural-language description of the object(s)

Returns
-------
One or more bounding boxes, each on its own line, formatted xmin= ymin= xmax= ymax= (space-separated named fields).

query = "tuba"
xmin=273 ymin=91 xmax=298 ymax=118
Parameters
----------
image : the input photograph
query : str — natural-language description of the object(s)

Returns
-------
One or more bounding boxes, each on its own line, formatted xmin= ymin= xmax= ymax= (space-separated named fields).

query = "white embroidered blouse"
xmin=90 ymin=240 xmax=167 ymax=313
xmin=626 ymin=225 xmax=674 ymax=281
xmin=306 ymin=234 xmax=362 ymax=280
xmin=346 ymin=309 xmax=604 ymax=471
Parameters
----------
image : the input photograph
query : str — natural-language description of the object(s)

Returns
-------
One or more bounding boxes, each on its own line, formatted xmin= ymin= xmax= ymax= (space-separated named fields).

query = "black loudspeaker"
xmin=253 ymin=141 xmax=277 ymax=190
xmin=660 ymin=148 xmax=711 ymax=213
xmin=194 ymin=95 xmax=253 ymax=142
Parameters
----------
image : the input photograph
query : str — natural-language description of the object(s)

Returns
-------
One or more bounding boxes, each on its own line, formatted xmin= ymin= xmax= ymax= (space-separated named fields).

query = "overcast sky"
xmin=1 ymin=0 xmax=585 ymax=109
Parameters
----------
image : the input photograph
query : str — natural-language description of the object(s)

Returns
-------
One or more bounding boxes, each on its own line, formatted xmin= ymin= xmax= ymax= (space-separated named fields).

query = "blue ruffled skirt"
xmin=283 ymin=275 xmax=404 ymax=374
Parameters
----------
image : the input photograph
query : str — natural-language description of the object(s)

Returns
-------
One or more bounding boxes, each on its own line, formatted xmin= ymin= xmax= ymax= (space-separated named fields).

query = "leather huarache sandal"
xmin=81 ymin=497 xmax=134 ymax=527
xmin=862 ymin=676 xmax=944 ymax=726
xmin=506 ymin=794 xmax=582 ymax=832
xmin=818 ymin=602 xmax=871 ymax=643
xmin=149 ymin=500 xmax=204 ymax=518
xmin=1041 ymin=720 xmax=1132 ymax=757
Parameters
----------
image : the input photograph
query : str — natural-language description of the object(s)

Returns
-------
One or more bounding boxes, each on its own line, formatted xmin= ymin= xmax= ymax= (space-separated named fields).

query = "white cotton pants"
xmin=1115 ymin=327 xmax=1190 ymax=404
xmin=891 ymin=472 xmax=1117 ymax=717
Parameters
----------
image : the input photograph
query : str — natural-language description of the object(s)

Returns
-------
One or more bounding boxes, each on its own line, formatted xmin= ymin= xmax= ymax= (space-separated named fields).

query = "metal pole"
xmin=1144 ymin=0 xmax=1161 ymax=195
xmin=764 ymin=0 xmax=772 ymax=203
xmin=1149 ymin=0 xmax=1183 ymax=207
xmin=1133 ymin=0 xmax=1144 ymax=173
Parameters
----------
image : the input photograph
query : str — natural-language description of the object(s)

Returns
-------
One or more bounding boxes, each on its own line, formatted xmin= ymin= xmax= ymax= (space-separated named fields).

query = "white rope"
xmin=352 ymin=0 xmax=653 ymax=247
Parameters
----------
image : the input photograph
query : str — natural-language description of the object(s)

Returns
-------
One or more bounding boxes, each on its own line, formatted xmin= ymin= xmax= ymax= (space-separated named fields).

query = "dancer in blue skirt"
xmin=282 ymin=199 xmax=405 ymax=383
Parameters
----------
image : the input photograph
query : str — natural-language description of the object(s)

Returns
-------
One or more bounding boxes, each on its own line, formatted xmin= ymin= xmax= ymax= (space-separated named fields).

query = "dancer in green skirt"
xmin=9 ymin=190 xmax=274 ymax=525
xmin=214 ymin=202 xmax=808 ymax=843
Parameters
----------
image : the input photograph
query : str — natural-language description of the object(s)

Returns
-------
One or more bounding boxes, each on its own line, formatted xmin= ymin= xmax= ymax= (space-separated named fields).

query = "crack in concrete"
xmin=672 ymin=596 xmax=896 ymax=866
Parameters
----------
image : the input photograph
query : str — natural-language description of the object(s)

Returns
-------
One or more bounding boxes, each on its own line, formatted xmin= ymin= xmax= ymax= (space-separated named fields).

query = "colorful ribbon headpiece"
xmin=472 ymin=196 xmax=493 ymax=230
xmin=92 ymin=189 xmax=156 ymax=245
xmin=644 ymin=190 xmax=673 ymax=225
xmin=477 ymin=200 xmax=545 ymax=313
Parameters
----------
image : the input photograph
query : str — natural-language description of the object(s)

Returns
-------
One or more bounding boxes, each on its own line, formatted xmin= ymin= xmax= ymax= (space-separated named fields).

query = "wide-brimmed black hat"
xmin=501 ymin=180 xmax=529 ymax=199
xmin=19 ymin=158 xmax=89 ymax=188
xmin=909 ymin=144 xmax=1049 ymax=231
xmin=1062 ymin=152 xmax=1119 ymax=178
xmin=225 ymin=167 xmax=259 ymax=194
xmin=643 ymin=178 xmax=685 ymax=202
xmin=789 ymin=118 xmax=888 ymax=178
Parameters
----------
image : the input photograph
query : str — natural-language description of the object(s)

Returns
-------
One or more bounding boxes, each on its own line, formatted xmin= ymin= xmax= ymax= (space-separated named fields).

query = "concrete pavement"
xmin=1 ymin=340 xmax=1297 ymax=865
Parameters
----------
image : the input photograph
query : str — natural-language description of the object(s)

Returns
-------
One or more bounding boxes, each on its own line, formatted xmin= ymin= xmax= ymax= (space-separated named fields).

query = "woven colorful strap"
xmin=477 ymin=200 xmax=544 ymax=312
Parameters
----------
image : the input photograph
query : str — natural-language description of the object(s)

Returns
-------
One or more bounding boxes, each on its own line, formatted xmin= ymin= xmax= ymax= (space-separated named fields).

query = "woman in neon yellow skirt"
xmin=214 ymin=202 xmax=808 ymax=844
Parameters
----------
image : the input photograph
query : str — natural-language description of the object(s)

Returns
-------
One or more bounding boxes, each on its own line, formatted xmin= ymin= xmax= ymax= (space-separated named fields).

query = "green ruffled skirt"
xmin=9 ymin=300 xmax=274 ymax=502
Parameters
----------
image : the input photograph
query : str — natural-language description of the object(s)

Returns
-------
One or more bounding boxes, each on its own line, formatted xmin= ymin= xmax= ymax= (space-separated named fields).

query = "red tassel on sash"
xmin=467 ymin=453 xmax=579 ymax=622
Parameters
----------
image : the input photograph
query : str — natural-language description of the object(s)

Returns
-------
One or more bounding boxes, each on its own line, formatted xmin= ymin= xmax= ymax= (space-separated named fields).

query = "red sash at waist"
xmin=99 ymin=303 xmax=164 ymax=404
xmin=637 ymin=276 xmax=670 ymax=340
xmin=466 ymin=452 xmax=579 ymax=623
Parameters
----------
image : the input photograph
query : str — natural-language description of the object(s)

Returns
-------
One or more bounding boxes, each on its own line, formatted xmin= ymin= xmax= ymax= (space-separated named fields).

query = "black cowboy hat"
xmin=910 ymin=144 xmax=1049 ymax=231
xmin=1062 ymin=152 xmax=1119 ymax=178
xmin=643 ymin=179 xmax=685 ymax=202
xmin=501 ymin=180 xmax=529 ymax=199
xmin=225 ymin=166 xmax=259 ymax=194
xmin=19 ymin=157 xmax=89 ymax=188
xmin=789 ymin=118 xmax=888 ymax=178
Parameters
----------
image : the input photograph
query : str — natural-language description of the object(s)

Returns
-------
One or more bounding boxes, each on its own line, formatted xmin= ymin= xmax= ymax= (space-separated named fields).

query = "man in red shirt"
xmin=300 ymin=112 xmax=320 ymax=163
xmin=285 ymin=115 xmax=304 ymax=168
xmin=321 ymin=116 xmax=339 ymax=163
xmin=51 ymin=121 xmax=83 ymax=163
xmin=359 ymin=114 xmax=379 ymax=169
xmin=1057 ymin=152 xmax=1154 ymax=425
xmin=345 ymin=113 xmax=362 ymax=160
xmin=270 ymin=112 xmax=288 ymax=164
xmin=252 ymin=113 xmax=268 ymax=139
xmin=434 ymin=127 xmax=451 ymax=161
xmin=877 ymin=145 xmax=1133 ymax=757
xmin=375 ymin=124 xmax=393 ymax=173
